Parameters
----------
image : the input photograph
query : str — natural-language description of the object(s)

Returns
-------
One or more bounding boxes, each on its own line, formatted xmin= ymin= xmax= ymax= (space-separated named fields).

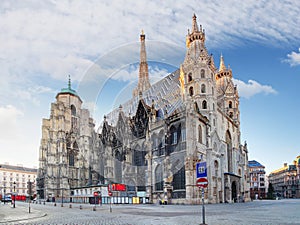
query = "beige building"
xmin=268 ymin=156 xmax=300 ymax=198
xmin=0 ymin=163 xmax=37 ymax=198
xmin=37 ymin=14 xmax=250 ymax=204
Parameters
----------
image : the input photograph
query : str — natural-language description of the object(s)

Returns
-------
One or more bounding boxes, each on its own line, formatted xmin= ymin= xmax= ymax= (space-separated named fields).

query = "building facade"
xmin=37 ymin=14 xmax=250 ymax=204
xmin=248 ymin=160 xmax=266 ymax=199
xmin=268 ymin=156 xmax=300 ymax=198
xmin=0 ymin=163 xmax=37 ymax=199
xmin=36 ymin=79 xmax=97 ymax=202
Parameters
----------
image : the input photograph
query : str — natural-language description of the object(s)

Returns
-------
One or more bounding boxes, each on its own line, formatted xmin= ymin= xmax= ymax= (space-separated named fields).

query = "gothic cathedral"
xmin=37 ymin=14 xmax=250 ymax=204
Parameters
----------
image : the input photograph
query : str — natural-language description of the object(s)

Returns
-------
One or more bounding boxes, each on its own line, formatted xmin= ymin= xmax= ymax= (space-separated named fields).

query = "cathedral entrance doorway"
xmin=231 ymin=181 xmax=237 ymax=202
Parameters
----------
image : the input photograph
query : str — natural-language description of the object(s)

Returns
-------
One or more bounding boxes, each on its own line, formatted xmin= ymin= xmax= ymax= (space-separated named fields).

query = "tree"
xmin=267 ymin=183 xmax=275 ymax=199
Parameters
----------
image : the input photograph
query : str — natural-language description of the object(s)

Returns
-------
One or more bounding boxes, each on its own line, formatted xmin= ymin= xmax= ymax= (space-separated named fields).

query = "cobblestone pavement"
xmin=1 ymin=199 xmax=300 ymax=225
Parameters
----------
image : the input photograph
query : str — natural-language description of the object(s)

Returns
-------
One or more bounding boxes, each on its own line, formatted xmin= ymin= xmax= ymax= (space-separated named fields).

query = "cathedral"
xmin=37 ymin=14 xmax=250 ymax=204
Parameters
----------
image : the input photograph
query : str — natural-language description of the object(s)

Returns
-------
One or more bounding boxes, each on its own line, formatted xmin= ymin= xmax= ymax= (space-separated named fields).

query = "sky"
xmin=0 ymin=0 xmax=300 ymax=174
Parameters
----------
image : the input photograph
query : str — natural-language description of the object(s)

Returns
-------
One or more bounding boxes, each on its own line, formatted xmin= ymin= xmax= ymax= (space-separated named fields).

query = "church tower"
xmin=181 ymin=14 xmax=217 ymax=119
xmin=133 ymin=31 xmax=151 ymax=97
xmin=37 ymin=77 xmax=96 ymax=201
xmin=216 ymin=55 xmax=240 ymax=125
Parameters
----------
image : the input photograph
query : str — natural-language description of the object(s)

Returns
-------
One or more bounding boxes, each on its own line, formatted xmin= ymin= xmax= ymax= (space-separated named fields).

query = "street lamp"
xmin=13 ymin=181 xmax=16 ymax=208
xmin=3 ymin=185 xmax=6 ymax=204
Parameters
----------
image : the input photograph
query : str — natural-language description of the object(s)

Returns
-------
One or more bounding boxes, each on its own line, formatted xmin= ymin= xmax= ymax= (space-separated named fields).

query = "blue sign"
xmin=196 ymin=162 xmax=207 ymax=178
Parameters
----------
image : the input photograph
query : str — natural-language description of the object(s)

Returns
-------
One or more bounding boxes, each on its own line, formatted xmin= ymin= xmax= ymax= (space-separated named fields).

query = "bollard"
xmin=43 ymin=201 xmax=45 ymax=205
xmin=79 ymin=205 xmax=82 ymax=210
xmin=93 ymin=206 xmax=96 ymax=211
xmin=54 ymin=203 xmax=56 ymax=206
xmin=69 ymin=204 xmax=72 ymax=208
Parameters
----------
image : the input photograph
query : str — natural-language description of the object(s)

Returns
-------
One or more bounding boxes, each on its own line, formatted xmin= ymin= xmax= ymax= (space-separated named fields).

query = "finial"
xmin=68 ymin=75 xmax=71 ymax=89
xmin=219 ymin=54 xmax=226 ymax=72
xmin=192 ymin=13 xmax=199 ymax=32
xmin=141 ymin=29 xmax=144 ymax=35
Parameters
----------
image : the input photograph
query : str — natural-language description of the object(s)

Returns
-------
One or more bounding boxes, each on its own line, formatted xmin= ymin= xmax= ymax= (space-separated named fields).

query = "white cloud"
xmin=0 ymin=105 xmax=23 ymax=140
xmin=233 ymin=79 xmax=277 ymax=99
xmin=284 ymin=48 xmax=300 ymax=66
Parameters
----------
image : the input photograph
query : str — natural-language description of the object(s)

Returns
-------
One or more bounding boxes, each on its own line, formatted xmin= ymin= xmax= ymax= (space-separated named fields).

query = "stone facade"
xmin=37 ymin=14 xmax=250 ymax=204
xmin=0 ymin=163 xmax=37 ymax=198
xmin=36 ymin=79 xmax=97 ymax=201
xmin=268 ymin=156 xmax=300 ymax=198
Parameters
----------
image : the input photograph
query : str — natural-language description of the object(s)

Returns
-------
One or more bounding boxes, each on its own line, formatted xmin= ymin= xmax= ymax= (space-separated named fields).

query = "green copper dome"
xmin=57 ymin=75 xmax=78 ymax=97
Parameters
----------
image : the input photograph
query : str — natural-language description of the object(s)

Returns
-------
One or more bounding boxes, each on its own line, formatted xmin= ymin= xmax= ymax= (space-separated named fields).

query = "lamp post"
xmin=13 ymin=181 xmax=16 ymax=208
xmin=3 ymin=185 xmax=6 ymax=204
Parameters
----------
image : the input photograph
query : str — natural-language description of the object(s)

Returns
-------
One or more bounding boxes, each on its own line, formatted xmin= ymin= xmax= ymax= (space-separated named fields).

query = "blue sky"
xmin=0 ymin=0 xmax=299 ymax=174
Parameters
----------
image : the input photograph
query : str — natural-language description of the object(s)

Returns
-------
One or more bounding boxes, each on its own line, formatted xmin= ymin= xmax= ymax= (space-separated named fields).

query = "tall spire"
xmin=133 ymin=30 xmax=151 ymax=97
xmin=139 ymin=30 xmax=147 ymax=65
xmin=219 ymin=54 xmax=226 ymax=72
xmin=192 ymin=13 xmax=199 ymax=32
xmin=185 ymin=14 xmax=205 ymax=48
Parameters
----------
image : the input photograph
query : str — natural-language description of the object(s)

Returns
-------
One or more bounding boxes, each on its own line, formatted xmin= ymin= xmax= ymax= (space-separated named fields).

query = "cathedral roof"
xmin=105 ymin=69 xmax=183 ymax=127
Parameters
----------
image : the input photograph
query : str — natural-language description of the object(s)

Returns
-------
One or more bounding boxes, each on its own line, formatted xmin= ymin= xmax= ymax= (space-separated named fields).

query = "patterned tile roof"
xmin=105 ymin=69 xmax=183 ymax=127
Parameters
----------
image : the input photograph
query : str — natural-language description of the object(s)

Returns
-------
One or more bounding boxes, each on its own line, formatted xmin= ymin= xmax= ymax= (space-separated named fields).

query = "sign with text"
xmin=196 ymin=161 xmax=207 ymax=178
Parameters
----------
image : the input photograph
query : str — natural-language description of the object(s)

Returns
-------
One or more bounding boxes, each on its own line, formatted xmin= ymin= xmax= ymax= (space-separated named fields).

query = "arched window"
xmin=201 ymin=69 xmax=205 ymax=78
xmin=213 ymin=103 xmax=215 ymax=111
xmin=189 ymin=86 xmax=194 ymax=96
xmin=69 ymin=152 xmax=75 ymax=166
xmin=173 ymin=166 xmax=185 ymax=190
xmin=188 ymin=73 xmax=193 ymax=82
xmin=212 ymin=87 xmax=214 ymax=95
xmin=155 ymin=164 xmax=163 ymax=191
xmin=198 ymin=125 xmax=202 ymax=144
xmin=71 ymin=105 xmax=77 ymax=130
xmin=71 ymin=105 xmax=76 ymax=116
xmin=214 ymin=160 xmax=219 ymax=177
xmin=133 ymin=148 xmax=145 ymax=166
xmin=229 ymin=112 xmax=233 ymax=118
xmin=170 ymin=126 xmax=177 ymax=145
xmin=202 ymin=100 xmax=207 ymax=109
xmin=201 ymin=84 xmax=206 ymax=93
xmin=229 ymin=101 xmax=233 ymax=109
xmin=158 ymin=130 xmax=164 ymax=156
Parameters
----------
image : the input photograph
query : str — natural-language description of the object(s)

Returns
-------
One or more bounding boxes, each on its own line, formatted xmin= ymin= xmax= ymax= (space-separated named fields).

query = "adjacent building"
xmin=0 ymin=163 xmax=37 ymax=199
xmin=268 ymin=156 xmax=300 ymax=198
xmin=37 ymin=14 xmax=250 ymax=204
xmin=248 ymin=160 xmax=266 ymax=199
